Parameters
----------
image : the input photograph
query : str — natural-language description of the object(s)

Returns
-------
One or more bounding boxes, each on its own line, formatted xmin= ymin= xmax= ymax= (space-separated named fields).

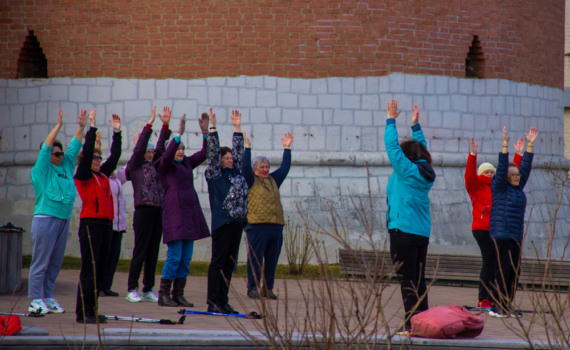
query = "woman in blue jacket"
xmin=384 ymin=99 xmax=435 ymax=331
xmin=205 ymin=108 xmax=248 ymax=314
xmin=28 ymin=108 xmax=88 ymax=314
xmin=488 ymin=126 xmax=538 ymax=318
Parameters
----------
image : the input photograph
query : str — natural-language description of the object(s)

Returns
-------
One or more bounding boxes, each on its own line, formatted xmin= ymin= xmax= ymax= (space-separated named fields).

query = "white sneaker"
xmin=29 ymin=299 xmax=51 ymax=314
xmin=44 ymin=298 xmax=65 ymax=313
xmin=141 ymin=289 xmax=158 ymax=302
xmin=126 ymin=289 xmax=142 ymax=302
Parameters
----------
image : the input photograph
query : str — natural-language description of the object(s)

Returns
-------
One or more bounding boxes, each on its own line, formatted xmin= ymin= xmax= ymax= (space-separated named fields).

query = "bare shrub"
xmin=283 ymin=216 xmax=315 ymax=275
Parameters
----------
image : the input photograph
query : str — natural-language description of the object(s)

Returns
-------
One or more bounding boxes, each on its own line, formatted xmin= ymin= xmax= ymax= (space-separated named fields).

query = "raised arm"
xmin=187 ymin=111 xmax=210 ymax=169
xmin=205 ymin=131 xmax=222 ymax=180
xmin=33 ymin=108 xmax=64 ymax=177
xmin=157 ymin=115 xmax=186 ymax=176
xmin=156 ymin=106 xmax=172 ymax=158
xmin=492 ymin=127 xmax=511 ymax=192
xmin=74 ymin=109 xmax=90 ymax=144
xmin=229 ymin=109 xmax=245 ymax=169
xmin=518 ymin=127 xmax=538 ymax=190
xmin=100 ymin=114 xmax=122 ymax=176
xmin=410 ymin=104 xmax=427 ymax=148
xmin=464 ymin=137 xmax=481 ymax=195
xmin=384 ymin=99 xmax=417 ymax=177
xmin=242 ymin=134 xmax=254 ymax=187
xmin=128 ymin=126 xmax=152 ymax=171
xmin=512 ymin=137 xmax=524 ymax=169
xmin=44 ymin=108 xmax=64 ymax=148
xmin=270 ymin=132 xmax=293 ymax=187
xmin=74 ymin=110 xmax=97 ymax=181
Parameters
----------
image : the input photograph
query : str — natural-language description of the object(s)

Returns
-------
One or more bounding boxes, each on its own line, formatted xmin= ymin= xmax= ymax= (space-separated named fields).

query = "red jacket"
xmin=464 ymin=152 xmax=522 ymax=231
xmin=74 ymin=127 xmax=122 ymax=225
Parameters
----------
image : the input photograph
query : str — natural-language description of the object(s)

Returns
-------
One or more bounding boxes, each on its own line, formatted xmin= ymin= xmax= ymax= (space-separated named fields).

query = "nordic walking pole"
xmin=178 ymin=309 xmax=262 ymax=319
xmin=0 ymin=310 xmax=45 ymax=318
xmin=104 ymin=314 xmax=186 ymax=325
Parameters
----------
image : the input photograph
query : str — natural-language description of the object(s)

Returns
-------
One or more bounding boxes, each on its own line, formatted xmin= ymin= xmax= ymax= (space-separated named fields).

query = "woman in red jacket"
xmin=464 ymin=137 xmax=522 ymax=309
xmin=74 ymin=111 xmax=122 ymax=324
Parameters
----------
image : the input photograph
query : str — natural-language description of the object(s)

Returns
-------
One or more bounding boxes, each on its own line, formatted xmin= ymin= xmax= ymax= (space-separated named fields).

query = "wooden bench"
xmin=338 ymin=249 xmax=570 ymax=289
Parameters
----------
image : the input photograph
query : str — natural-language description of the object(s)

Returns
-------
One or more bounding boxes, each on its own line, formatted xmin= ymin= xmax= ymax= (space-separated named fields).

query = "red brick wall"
xmin=1 ymin=0 xmax=564 ymax=88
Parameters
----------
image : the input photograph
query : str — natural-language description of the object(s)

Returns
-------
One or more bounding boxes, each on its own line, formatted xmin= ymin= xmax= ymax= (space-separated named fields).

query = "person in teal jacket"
xmin=28 ymin=108 xmax=90 ymax=315
xmin=384 ymin=99 xmax=436 ymax=331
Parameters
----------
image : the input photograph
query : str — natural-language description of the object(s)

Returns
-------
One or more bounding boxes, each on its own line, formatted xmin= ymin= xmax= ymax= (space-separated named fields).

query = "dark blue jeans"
xmin=102 ymin=230 xmax=124 ymax=291
xmin=246 ymin=228 xmax=283 ymax=290
xmin=472 ymin=230 xmax=496 ymax=302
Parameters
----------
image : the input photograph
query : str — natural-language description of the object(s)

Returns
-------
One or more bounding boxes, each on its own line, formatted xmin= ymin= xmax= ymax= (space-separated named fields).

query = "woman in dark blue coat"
xmin=489 ymin=126 xmax=538 ymax=318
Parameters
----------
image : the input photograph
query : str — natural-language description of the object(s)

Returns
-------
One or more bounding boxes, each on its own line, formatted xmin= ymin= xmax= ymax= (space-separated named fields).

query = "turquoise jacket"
xmin=384 ymin=119 xmax=435 ymax=237
xmin=31 ymin=137 xmax=82 ymax=220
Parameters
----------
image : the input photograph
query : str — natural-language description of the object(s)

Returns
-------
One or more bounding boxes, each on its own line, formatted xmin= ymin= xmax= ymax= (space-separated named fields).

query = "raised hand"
xmin=177 ymin=114 xmax=187 ymax=136
xmin=208 ymin=107 xmax=216 ymax=128
xmin=387 ymin=99 xmax=401 ymax=119
xmin=502 ymin=126 xmax=508 ymax=143
xmin=199 ymin=110 xmax=210 ymax=135
xmin=77 ymin=109 xmax=88 ymax=128
xmin=88 ymin=108 xmax=97 ymax=127
xmin=243 ymin=132 xmax=251 ymax=148
xmin=470 ymin=137 xmax=478 ymax=155
xmin=109 ymin=114 xmax=121 ymax=132
xmin=231 ymin=109 xmax=241 ymax=132
xmin=96 ymin=131 xmax=102 ymax=149
xmin=132 ymin=132 xmax=141 ymax=147
xmin=282 ymin=132 xmax=293 ymax=149
xmin=513 ymin=137 xmax=525 ymax=155
xmin=57 ymin=108 xmax=63 ymax=127
xmin=412 ymin=104 xmax=419 ymax=125
xmin=148 ymin=106 xmax=156 ymax=125
xmin=159 ymin=106 xmax=171 ymax=125
xmin=525 ymin=127 xmax=539 ymax=145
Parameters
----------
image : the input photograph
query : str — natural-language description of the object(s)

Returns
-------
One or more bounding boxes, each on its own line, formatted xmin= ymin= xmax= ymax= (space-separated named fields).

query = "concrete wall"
xmin=1 ymin=74 xmax=568 ymax=263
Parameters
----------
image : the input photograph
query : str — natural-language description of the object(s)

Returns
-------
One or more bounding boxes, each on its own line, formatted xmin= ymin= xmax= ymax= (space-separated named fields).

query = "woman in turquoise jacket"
xmin=384 ymin=99 xmax=435 ymax=331
xmin=28 ymin=108 xmax=89 ymax=315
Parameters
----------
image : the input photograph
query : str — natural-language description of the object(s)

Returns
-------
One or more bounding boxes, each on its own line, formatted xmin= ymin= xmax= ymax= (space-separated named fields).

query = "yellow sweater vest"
xmin=247 ymin=175 xmax=285 ymax=226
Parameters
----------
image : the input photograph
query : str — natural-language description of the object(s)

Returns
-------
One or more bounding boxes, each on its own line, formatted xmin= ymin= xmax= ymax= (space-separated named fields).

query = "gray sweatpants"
xmin=28 ymin=216 xmax=71 ymax=299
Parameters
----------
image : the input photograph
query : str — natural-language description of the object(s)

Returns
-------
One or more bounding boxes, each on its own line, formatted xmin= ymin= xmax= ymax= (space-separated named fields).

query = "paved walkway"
xmin=0 ymin=269 xmax=560 ymax=342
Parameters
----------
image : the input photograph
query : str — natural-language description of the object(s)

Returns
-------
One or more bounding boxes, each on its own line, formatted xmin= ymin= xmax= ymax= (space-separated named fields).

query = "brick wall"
xmin=0 ymin=0 xmax=564 ymax=88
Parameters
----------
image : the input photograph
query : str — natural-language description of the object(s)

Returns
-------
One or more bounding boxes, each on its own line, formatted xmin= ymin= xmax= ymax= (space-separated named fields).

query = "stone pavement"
xmin=0 ymin=269 xmax=559 ymax=343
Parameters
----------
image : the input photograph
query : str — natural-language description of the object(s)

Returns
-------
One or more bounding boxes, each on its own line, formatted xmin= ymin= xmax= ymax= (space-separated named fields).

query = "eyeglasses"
xmin=93 ymin=156 xmax=103 ymax=162
xmin=509 ymin=173 xmax=521 ymax=178
xmin=51 ymin=152 xmax=64 ymax=157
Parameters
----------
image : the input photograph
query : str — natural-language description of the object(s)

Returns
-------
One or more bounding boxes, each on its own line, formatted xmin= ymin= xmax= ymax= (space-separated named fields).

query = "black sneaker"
xmin=100 ymin=289 xmax=119 ymax=297
xmin=247 ymin=287 xmax=259 ymax=299
xmin=222 ymin=304 xmax=239 ymax=314
xmin=489 ymin=304 xmax=509 ymax=318
xmin=76 ymin=315 xmax=98 ymax=324
xmin=262 ymin=289 xmax=278 ymax=300
xmin=207 ymin=304 xmax=224 ymax=313
xmin=98 ymin=315 xmax=108 ymax=323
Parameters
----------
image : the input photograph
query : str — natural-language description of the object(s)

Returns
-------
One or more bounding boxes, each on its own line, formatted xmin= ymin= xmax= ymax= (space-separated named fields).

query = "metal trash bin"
xmin=0 ymin=222 xmax=25 ymax=294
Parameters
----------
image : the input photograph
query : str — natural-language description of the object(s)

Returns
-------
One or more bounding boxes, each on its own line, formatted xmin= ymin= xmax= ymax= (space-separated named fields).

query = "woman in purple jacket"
xmin=156 ymin=112 xmax=210 ymax=307
xmin=124 ymin=106 xmax=171 ymax=303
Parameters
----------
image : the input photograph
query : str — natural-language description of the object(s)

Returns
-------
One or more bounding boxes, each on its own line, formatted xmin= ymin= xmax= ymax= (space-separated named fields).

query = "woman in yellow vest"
xmin=242 ymin=132 xmax=293 ymax=299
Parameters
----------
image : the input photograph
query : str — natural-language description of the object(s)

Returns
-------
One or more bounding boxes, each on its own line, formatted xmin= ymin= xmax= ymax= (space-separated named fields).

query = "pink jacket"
xmin=110 ymin=167 xmax=128 ymax=231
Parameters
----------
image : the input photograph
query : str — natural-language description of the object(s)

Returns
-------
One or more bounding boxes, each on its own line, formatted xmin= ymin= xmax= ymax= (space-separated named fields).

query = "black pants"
xmin=389 ymin=229 xmax=429 ymax=327
xmin=75 ymin=223 xmax=112 ymax=318
xmin=128 ymin=206 xmax=163 ymax=293
xmin=102 ymin=230 xmax=124 ymax=291
xmin=207 ymin=222 xmax=243 ymax=306
xmin=492 ymin=239 xmax=521 ymax=309
xmin=472 ymin=230 xmax=496 ymax=302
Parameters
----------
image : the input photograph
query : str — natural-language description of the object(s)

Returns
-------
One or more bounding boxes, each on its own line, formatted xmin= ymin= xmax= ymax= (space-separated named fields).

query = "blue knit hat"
xmin=147 ymin=141 xmax=155 ymax=150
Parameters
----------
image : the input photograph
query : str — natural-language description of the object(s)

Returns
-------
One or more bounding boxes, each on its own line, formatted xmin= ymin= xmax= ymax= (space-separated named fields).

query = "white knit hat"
xmin=477 ymin=162 xmax=496 ymax=176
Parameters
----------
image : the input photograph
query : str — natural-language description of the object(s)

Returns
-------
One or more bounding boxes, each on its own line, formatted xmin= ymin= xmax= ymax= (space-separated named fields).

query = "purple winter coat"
xmin=126 ymin=125 xmax=171 ymax=207
xmin=110 ymin=167 xmax=128 ymax=231
xmin=157 ymin=136 xmax=210 ymax=244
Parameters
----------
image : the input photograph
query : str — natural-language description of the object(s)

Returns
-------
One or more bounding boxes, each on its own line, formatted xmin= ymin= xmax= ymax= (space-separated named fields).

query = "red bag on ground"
xmin=0 ymin=315 xmax=22 ymax=336
xmin=410 ymin=305 xmax=485 ymax=339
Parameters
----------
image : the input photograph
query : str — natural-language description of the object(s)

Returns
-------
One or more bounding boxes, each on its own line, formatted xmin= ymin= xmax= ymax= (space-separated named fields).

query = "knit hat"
xmin=165 ymin=140 xmax=185 ymax=149
xmin=477 ymin=162 xmax=496 ymax=176
xmin=147 ymin=141 xmax=155 ymax=150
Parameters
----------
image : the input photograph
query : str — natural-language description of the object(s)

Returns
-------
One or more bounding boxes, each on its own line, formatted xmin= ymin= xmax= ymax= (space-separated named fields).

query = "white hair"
xmin=252 ymin=156 xmax=269 ymax=171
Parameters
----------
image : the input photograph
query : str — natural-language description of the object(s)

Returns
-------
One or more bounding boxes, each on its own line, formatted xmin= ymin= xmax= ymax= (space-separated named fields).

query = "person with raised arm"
xmin=95 ymin=131 xmax=128 ymax=299
xmin=74 ymin=111 xmax=122 ymax=324
xmin=464 ymin=136 xmax=523 ymax=310
xmin=488 ymin=126 xmax=538 ymax=318
xmin=205 ymin=109 xmax=248 ymax=314
xmin=28 ymin=108 xmax=88 ymax=315
xmin=384 ymin=100 xmax=435 ymax=332
xmin=156 ymin=112 xmax=210 ymax=307
xmin=124 ymin=106 xmax=172 ymax=303
xmin=242 ymin=130 xmax=293 ymax=300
